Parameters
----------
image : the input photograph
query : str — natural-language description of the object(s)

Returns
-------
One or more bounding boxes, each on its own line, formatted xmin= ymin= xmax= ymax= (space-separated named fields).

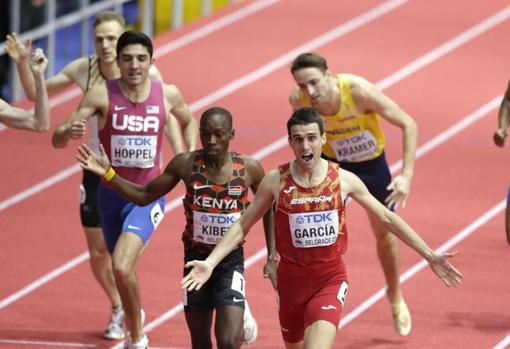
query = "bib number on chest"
xmin=329 ymin=130 xmax=378 ymax=162
xmin=193 ymin=211 xmax=241 ymax=245
xmin=289 ymin=210 xmax=339 ymax=248
xmin=111 ymin=135 xmax=157 ymax=168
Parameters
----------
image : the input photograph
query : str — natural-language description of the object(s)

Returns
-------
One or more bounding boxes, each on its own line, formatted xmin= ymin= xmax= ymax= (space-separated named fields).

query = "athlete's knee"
xmin=374 ymin=229 xmax=395 ymax=244
xmin=369 ymin=219 xmax=393 ymax=243
xmin=191 ymin=336 xmax=213 ymax=349
xmin=89 ymin=242 xmax=110 ymax=260
xmin=112 ymin=257 xmax=135 ymax=279
xmin=216 ymin=332 xmax=242 ymax=349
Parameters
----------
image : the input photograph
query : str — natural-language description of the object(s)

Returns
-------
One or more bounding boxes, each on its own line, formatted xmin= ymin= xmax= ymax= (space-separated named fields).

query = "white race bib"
xmin=289 ymin=210 xmax=339 ymax=248
xmin=150 ymin=203 xmax=164 ymax=229
xmin=111 ymin=135 xmax=157 ymax=168
xmin=193 ymin=211 xmax=241 ymax=245
xmin=329 ymin=130 xmax=378 ymax=162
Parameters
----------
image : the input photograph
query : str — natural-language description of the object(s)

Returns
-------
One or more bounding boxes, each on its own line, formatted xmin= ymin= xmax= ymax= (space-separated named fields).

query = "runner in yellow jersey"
xmin=288 ymin=52 xmax=418 ymax=336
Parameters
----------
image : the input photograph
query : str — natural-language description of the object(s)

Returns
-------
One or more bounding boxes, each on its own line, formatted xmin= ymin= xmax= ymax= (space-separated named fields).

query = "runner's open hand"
xmin=181 ymin=260 xmax=213 ymax=291
xmin=385 ymin=174 xmax=411 ymax=209
xmin=76 ymin=143 xmax=111 ymax=176
xmin=5 ymin=33 xmax=31 ymax=63
xmin=428 ymin=251 xmax=463 ymax=287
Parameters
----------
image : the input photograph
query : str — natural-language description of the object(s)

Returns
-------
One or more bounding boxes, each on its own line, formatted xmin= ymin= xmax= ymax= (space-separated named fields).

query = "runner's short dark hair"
xmin=287 ymin=107 xmax=324 ymax=136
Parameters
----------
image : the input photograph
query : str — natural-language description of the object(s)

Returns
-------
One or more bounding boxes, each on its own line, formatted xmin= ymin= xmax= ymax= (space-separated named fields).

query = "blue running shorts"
xmin=98 ymin=183 xmax=165 ymax=253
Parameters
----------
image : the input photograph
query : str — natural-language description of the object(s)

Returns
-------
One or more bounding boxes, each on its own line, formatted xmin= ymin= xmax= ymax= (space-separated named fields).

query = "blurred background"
xmin=0 ymin=0 xmax=241 ymax=103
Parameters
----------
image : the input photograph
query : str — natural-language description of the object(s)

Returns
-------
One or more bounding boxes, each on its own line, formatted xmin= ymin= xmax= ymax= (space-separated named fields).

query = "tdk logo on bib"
xmin=200 ymin=214 xmax=237 ymax=225
xmin=117 ymin=137 xmax=153 ymax=146
xmin=111 ymin=135 xmax=157 ymax=168
xmin=193 ymin=211 xmax=241 ymax=245
xmin=295 ymin=212 xmax=333 ymax=224
xmin=330 ymin=130 xmax=378 ymax=162
xmin=289 ymin=210 xmax=339 ymax=248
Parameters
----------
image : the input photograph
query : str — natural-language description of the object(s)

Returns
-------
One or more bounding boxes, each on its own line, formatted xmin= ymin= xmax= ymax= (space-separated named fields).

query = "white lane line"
xmin=0 ymin=0 xmax=408 ymax=213
xmin=155 ymin=0 xmax=279 ymax=57
xmin=0 ymin=0 xmax=501 ymax=314
xmin=187 ymin=0 xmax=409 ymax=111
xmin=127 ymin=95 xmax=502 ymax=345
xmin=0 ymin=252 xmax=89 ymax=309
xmin=0 ymin=338 xmax=183 ymax=349
xmin=0 ymin=0 xmax=278 ymax=132
xmin=377 ymin=4 xmax=510 ymax=90
xmin=389 ymin=95 xmax=502 ymax=173
xmin=494 ymin=335 xmax=510 ymax=349
xmin=0 ymin=164 xmax=80 ymax=212
xmin=339 ymin=199 xmax=506 ymax=328
xmin=0 ymin=338 xmax=95 ymax=347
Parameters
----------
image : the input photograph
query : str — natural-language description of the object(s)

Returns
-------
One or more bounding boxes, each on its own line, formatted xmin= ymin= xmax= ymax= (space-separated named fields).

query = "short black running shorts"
xmin=79 ymin=169 xmax=101 ymax=228
xmin=183 ymin=247 xmax=246 ymax=312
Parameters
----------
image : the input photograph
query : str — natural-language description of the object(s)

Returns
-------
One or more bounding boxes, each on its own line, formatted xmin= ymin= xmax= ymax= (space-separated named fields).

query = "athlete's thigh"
xmin=183 ymin=253 xmax=215 ymax=313
xmin=98 ymin=184 xmax=125 ymax=253
xmin=111 ymin=232 xmax=145 ymax=271
xmin=277 ymin=266 xmax=310 ymax=344
xmin=185 ymin=308 xmax=214 ymax=339
xmin=83 ymin=226 xmax=108 ymax=256
xmin=121 ymin=196 xmax=166 ymax=245
xmin=215 ymin=305 xmax=243 ymax=345
xmin=80 ymin=169 xmax=101 ymax=228
xmin=304 ymin=279 xmax=348 ymax=330
xmin=212 ymin=250 xmax=246 ymax=309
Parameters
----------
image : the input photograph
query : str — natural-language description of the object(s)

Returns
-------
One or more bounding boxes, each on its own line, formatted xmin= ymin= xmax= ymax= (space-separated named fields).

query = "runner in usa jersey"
xmin=9 ymin=13 xmax=181 ymax=341
xmin=182 ymin=108 xmax=462 ymax=349
xmin=77 ymin=107 xmax=268 ymax=347
xmin=99 ymin=79 xmax=166 ymax=186
xmin=66 ymin=31 xmax=198 ymax=348
xmin=9 ymin=14 xmax=133 ymax=340
xmin=275 ymin=161 xmax=347 ymax=266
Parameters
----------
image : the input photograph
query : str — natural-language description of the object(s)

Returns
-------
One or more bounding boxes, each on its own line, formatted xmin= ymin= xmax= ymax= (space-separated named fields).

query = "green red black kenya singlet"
xmin=182 ymin=150 xmax=249 ymax=254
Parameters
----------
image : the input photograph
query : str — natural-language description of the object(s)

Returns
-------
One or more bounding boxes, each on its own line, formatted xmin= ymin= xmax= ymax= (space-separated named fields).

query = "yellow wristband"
xmin=103 ymin=167 xmax=116 ymax=182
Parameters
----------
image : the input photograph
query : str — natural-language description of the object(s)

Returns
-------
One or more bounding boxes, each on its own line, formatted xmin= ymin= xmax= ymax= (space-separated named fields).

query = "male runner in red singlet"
xmin=493 ymin=80 xmax=510 ymax=245
xmin=289 ymin=52 xmax=418 ymax=336
xmin=181 ymin=107 xmax=462 ymax=349
xmin=76 ymin=107 xmax=268 ymax=348
xmin=6 ymin=12 xmax=185 ymax=340
xmin=55 ymin=31 xmax=198 ymax=349
xmin=0 ymin=48 xmax=49 ymax=131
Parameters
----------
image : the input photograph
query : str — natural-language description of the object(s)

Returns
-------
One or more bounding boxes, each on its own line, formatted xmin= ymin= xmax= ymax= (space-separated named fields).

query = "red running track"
xmin=1 ymin=0 xmax=510 ymax=348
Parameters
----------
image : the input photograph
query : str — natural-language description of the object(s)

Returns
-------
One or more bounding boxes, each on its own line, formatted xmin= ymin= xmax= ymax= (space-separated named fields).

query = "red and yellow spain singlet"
xmin=300 ymin=74 xmax=386 ymax=162
xmin=274 ymin=161 xmax=348 ymax=266
xmin=182 ymin=150 xmax=249 ymax=254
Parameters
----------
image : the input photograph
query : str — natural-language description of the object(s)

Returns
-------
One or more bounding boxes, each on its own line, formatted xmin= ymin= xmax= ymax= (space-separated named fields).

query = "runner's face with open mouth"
xmin=288 ymin=123 xmax=326 ymax=171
